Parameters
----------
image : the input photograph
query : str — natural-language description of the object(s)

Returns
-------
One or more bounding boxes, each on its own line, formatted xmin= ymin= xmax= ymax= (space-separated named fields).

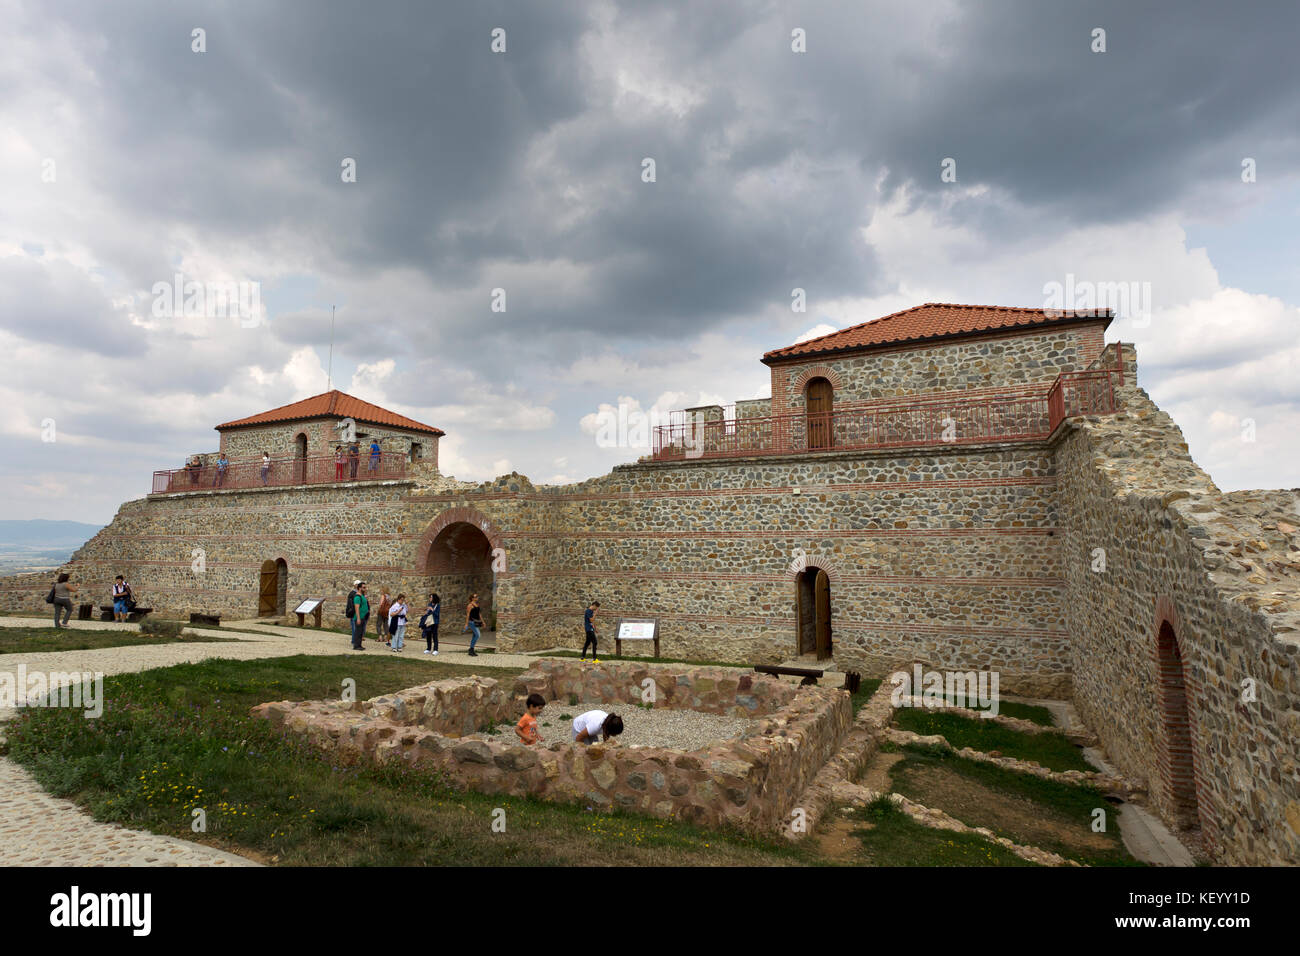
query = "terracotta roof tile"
xmin=762 ymin=302 xmax=1113 ymax=363
xmin=215 ymin=390 xmax=445 ymax=435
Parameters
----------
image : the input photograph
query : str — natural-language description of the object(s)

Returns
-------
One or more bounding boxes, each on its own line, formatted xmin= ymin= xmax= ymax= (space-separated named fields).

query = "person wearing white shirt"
xmin=387 ymin=594 xmax=409 ymax=652
xmin=572 ymin=709 xmax=623 ymax=744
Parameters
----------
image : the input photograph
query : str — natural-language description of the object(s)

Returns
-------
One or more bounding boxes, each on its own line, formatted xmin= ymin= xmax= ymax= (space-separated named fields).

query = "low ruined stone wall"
xmin=251 ymin=662 xmax=853 ymax=832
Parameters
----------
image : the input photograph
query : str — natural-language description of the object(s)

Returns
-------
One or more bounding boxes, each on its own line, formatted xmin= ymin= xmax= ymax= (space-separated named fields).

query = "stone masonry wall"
xmin=1057 ymin=344 xmax=1300 ymax=864
xmin=768 ymin=322 xmax=1107 ymax=419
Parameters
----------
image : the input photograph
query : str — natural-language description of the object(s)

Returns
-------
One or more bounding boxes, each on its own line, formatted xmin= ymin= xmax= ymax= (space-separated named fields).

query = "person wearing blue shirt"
xmin=368 ymin=440 xmax=381 ymax=472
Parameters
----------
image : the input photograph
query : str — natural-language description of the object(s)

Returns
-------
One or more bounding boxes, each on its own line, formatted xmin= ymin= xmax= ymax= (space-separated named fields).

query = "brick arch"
xmin=413 ymin=507 xmax=505 ymax=575
xmin=1150 ymin=595 xmax=1216 ymax=848
xmin=785 ymin=553 xmax=841 ymax=582
xmin=789 ymin=365 xmax=845 ymax=395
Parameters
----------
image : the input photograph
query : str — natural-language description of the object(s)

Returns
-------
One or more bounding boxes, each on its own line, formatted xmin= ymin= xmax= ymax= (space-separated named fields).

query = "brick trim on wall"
xmin=1150 ymin=595 xmax=1220 ymax=854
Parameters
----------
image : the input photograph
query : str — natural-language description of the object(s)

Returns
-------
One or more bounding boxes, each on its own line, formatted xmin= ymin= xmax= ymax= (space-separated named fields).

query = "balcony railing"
xmin=653 ymin=352 xmax=1124 ymax=462
xmin=152 ymin=454 xmax=409 ymax=494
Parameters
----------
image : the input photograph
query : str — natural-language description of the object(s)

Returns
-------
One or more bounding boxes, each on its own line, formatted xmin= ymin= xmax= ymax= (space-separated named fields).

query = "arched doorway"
xmin=425 ymin=521 xmax=495 ymax=633
xmin=294 ymin=433 xmax=308 ymax=483
xmin=795 ymin=567 xmax=832 ymax=659
xmin=806 ymin=377 xmax=833 ymax=450
xmin=1156 ymin=619 xmax=1200 ymax=830
xmin=259 ymin=558 xmax=288 ymax=617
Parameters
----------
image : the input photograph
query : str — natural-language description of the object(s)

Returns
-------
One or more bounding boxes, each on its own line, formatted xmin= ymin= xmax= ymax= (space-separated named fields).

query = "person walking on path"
xmin=111 ymin=575 xmax=132 ymax=623
xmin=51 ymin=573 xmax=76 ymax=628
xmin=581 ymin=600 xmax=601 ymax=661
xmin=387 ymin=593 xmax=408 ymax=652
xmin=420 ymin=592 xmax=440 ymax=655
xmin=346 ymin=580 xmax=369 ymax=650
xmin=213 ymin=452 xmax=229 ymax=488
xmin=465 ymin=593 xmax=483 ymax=657
xmin=376 ymin=588 xmax=392 ymax=644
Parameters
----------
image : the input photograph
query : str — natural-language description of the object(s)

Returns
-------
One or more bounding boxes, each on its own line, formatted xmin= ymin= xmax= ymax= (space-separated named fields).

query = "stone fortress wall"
xmin=4 ymin=324 xmax=1297 ymax=863
xmin=1055 ymin=344 xmax=1300 ymax=865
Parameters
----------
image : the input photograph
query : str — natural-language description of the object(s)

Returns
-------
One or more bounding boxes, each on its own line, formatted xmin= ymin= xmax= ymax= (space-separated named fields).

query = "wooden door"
xmin=806 ymin=378 xmax=833 ymax=450
xmin=259 ymin=560 xmax=278 ymax=616
xmin=814 ymin=568 xmax=832 ymax=660
xmin=295 ymin=434 xmax=308 ymax=483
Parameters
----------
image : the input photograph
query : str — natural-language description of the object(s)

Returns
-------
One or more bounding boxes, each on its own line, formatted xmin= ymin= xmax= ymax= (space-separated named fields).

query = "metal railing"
xmin=152 ymin=454 xmax=408 ymax=494
xmin=653 ymin=351 xmax=1125 ymax=462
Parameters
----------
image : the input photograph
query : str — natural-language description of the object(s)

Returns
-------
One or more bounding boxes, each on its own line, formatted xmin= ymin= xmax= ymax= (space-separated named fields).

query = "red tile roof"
xmin=762 ymin=303 xmax=1113 ymax=363
xmin=215 ymin=390 xmax=445 ymax=435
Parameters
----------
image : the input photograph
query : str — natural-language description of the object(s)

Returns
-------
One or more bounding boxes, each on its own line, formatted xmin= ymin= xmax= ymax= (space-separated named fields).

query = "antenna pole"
xmin=327 ymin=305 xmax=336 ymax=390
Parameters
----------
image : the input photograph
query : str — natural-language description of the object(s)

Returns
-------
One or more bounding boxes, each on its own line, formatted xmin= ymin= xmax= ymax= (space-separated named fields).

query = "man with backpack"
xmin=346 ymin=580 xmax=369 ymax=650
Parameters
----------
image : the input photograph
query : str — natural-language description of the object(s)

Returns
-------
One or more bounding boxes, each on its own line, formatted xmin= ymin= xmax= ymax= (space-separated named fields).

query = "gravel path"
xmin=497 ymin=702 xmax=755 ymax=751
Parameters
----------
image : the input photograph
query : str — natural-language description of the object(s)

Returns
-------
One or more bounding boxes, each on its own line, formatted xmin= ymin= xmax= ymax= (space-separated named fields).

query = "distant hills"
xmin=0 ymin=520 xmax=103 ymax=575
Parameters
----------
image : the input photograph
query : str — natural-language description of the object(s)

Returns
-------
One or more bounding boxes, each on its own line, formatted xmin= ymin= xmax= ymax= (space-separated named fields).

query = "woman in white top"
xmin=572 ymin=710 xmax=623 ymax=744
xmin=387 ymin=594 xmax=408 ymax=652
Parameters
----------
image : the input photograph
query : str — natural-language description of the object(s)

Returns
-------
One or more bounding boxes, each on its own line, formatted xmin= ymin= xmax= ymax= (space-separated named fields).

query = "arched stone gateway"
xmin=415 ymin=508 xmax=505 ymax=633
xmin=1151 ymin=597 xmax=1211 ymax=844
xmin=789 ymin=556 xmax=838 ymax=659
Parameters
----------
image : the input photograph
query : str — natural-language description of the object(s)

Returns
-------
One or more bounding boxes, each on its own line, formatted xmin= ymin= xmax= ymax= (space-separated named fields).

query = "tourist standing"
xmin=51 ymin=573 xmax=76 ymax=628
xmin=111 ymin=575 xmax=132 ymax=623
xmin=335 ymin=446 xmax=346 ymax=480
xmin=388 ymin=593 xmax=408 ymax=652
xmin=465 ymin=593 xmax=483 ymax=657
xmin=260 ymin=451 xmax=271 ymax=485
xmin=187 ymin=455 xmax=201 ymax=485
xmin=581 ymin=600 xmax=600 ymax=661
xmin=368 ymin=439 xmax=381 ymax=473
xmin=376 ymin=587 xmax=392 ymax=644
xmin=213 ymin=452 xmax=229 ymax=487
xmin=347 ymin=580 xmax=369 ymax=650
xmin=420 ymin=592 xmax=440 ymax=655
xmin=348 ymin=441 xmax=360 ymax=479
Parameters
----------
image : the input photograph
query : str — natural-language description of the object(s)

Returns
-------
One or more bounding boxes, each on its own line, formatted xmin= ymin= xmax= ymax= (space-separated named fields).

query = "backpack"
xmin=345 ymin=592 xmax=356 ymax=618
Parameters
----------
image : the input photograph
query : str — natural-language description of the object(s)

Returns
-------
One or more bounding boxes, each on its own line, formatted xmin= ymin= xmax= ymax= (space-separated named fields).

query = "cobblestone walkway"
xmin=0 ymin=758 xmax=259 ymax=866
xmin=0 ymin=617 xmax=538 ymax=866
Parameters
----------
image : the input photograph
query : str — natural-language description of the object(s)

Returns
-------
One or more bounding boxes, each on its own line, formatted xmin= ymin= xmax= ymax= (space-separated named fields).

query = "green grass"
xmin=893 ymin=708 xmax=1091 ymax=772
xmin=844 ymin=796 xmax=1037 ymax=866
xmin=2 ymin=654 xmax=820 ymax=866
xmin=850 ymin=679 xmax=884 ymax=716
xmin=0 ymin=625 xmax=241 ymax=655
xmin=889 ymin=745 xmax=1142 ymax=866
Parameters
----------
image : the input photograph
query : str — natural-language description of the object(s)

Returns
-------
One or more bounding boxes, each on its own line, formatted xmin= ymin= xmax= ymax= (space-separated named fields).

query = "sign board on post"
xmin=294 ymin=599 xmax=324 ymax=628
xmin=614 ymin=617 xmax=659 ymax=658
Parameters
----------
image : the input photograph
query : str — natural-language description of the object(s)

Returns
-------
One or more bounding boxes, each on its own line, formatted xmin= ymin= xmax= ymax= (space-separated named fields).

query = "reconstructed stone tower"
xmin=4 ymin=303 xmax=1297 ymax=864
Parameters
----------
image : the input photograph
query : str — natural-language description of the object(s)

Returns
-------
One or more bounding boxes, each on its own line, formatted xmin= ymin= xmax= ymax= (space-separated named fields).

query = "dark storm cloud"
xmin=17 ymin=0 xmax=1300 ymax=356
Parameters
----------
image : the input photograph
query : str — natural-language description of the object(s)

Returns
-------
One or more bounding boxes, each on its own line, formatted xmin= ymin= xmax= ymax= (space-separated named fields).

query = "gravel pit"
xmin=491 ymin=702 xmax=756 ymax=751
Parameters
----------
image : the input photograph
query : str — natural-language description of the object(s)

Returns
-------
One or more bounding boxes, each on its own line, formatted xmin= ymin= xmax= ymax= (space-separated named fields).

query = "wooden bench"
xmin=754 ymin=664 xmax=861 ymax=692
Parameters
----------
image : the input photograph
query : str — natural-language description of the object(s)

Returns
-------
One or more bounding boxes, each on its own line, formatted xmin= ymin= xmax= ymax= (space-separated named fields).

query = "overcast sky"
xmin=2 ymin=0 xmax=1298 ymax=525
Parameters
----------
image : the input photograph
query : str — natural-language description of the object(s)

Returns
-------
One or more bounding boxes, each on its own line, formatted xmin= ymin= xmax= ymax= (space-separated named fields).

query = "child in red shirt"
xmin=515 ymin=694 xmax=546 ymax=745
